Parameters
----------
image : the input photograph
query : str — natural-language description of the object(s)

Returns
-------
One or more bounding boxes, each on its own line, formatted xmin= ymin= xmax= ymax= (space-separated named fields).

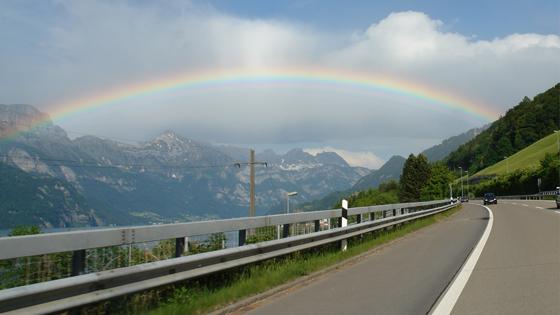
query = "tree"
xmin=446 ymin=84 xmax=560 ymax=173
xmin=399 ymin=154 xmax=431 ymax=202
xmin=421 ymin=162 xmax=454 ymax=200
xmin=9 ymin=225 xmax=41 ymax=236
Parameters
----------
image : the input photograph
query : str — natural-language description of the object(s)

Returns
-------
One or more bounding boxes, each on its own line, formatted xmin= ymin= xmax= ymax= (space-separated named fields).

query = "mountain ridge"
xmin=0 ymin=104 xmax=367 ymax=228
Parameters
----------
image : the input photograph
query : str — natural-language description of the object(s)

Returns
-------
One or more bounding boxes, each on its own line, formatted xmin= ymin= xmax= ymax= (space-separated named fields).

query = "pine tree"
xmin=399 ymin=154 xmax=431 ymax=202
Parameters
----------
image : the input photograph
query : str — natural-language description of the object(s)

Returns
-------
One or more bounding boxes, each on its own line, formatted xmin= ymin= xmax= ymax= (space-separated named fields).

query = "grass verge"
xmin=146 ymin=205 xmax=462 ymax=315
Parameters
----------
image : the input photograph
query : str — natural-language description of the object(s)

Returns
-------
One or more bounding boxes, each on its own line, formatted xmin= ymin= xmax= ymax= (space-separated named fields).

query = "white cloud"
xmin=326 ymin=11 xmax=560 ymax=106
xmin=0 ymin=3 xmax=559 ymax=158
xmin=304 ymin=147 xmax=385 ymax=169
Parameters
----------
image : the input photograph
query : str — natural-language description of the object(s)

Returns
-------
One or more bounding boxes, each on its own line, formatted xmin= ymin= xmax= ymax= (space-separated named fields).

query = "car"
xmin=483 ymin=193 xmax=497 ymax=205
xmin=556 ymin=194 xmax=560 ymax=209
xmin=460 ymin=196 xmax=469 ymax=202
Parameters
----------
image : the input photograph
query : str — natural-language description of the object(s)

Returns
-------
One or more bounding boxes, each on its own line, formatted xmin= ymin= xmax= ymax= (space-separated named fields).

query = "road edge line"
xmin=430 ymin=204 xmax=493 ymax=315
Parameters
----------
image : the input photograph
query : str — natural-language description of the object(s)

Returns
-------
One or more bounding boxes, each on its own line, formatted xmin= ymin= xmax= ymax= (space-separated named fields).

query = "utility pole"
xmin=234 ymin=150 xmax=267 ymax=220
xmin=232 ymin=149 xmax=267 ymax=237
xmin=235 ymin=149 xmax=267 ymax=218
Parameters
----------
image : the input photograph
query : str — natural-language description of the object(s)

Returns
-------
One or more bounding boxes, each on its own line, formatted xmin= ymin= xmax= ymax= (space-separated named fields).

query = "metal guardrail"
xmin=0 ymin=200 xmax=448 ymax=260
xmin=0 ymin=199 xmax=456 ymax=314
xmin=498 ymin=190 xmax=558 ymax=200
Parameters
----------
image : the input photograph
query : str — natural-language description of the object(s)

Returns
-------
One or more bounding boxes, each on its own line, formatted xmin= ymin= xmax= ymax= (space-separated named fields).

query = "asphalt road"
xmin=452 ymin=200 xmax=560 ymax=315
xmin=240 ymin=204 xmax=488 ymax=315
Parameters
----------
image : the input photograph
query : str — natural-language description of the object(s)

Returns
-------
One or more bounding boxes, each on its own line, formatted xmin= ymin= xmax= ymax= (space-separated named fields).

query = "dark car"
xmin=460 ymin=196 xmax=469 ymax=202
xmin=483 ymin=193 xmax=497 ymax=205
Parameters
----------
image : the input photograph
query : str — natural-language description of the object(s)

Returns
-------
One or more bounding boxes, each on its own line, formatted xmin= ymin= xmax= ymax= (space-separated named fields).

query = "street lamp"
xmin=555 ymin=131 xmax=559 ymax=189
xmin=459 ymin=167 xmax=463 ymax=199
xmin=286 ymin=191 xmax=298 ymax=214
xmin=466 ymin=170 xmax=469 ymax=198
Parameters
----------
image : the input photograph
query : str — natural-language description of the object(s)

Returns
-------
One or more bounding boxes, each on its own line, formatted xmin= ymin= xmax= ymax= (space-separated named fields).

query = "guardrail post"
xmin=71 ymin=250 xmax=86 ymax=276
xmin=314 ymin=220 xmax=320 ymax=232
xmin=371 ymin=211 xmax=375 ymax=221
xmin=175 ymin=237 xmax=186 ymax=258
xmin=238 ymin=229 xmax=247 ymax=246
xmin=282 ymin=224 xmax=290 ymax=238
xmin=340 ymin=199 xmax=348 ymax=251
xmin=356 ymin=213 xmax=362 ymax=224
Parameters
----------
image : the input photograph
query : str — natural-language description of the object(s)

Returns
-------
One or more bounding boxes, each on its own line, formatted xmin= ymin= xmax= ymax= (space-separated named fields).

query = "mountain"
xmin=421 ymin=125 xmax=489 ymax=162
xmin=0 ymin=104 xmax=367 ymax=228
xmin=299 ymin=126 xmax=489 ymax=210
xmin=0 ymin=161 xmax=102 ymax=229
xmin=446 ymin=83 xmax=560 ymax=173
xmin=299 ymin=189 xmax=351 ymax=211
xmin=351 ymin=155 xmax=406 ymax=191
xmin=299 ymin=155 xmax=404 ymax=211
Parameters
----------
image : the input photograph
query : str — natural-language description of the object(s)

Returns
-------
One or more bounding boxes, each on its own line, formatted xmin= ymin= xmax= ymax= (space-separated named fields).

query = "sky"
xmin=0 ymin=0 xmax=559 ymax=168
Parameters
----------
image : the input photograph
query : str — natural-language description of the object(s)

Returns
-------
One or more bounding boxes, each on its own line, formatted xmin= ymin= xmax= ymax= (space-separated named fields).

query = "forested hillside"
xmin=334 ymin=181 xmax=399 ymax=208
xmin=421 ymin=125 xmax=488 ymax=162
xmin=446 ymin=83 xmax=559 ymax=173
xmin=0 ymin=162 xmax=102 ymax=228
xmin=352 ymin=155 xmax=406 ymax=191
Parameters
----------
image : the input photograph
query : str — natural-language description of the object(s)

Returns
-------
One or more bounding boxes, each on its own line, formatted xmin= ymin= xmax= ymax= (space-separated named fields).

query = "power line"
xmin=0 ymin=154 xmax=250 ymax=171
xmin=0 ymin=153 xmax=352 ymax=173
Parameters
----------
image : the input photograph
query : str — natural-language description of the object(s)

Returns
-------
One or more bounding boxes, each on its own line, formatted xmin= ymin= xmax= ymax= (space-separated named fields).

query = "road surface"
xmin=452 ymin=200 xmax=560 ymax=315
xmin=235 ymin=200 xmax=560 ymax=315
xmin=240 ymin=204 xmax=488 ymax=315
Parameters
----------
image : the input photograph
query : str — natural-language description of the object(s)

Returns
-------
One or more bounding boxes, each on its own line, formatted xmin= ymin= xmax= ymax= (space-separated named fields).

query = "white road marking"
xmin=556 ymin=211 xmax=560 ymax=215
xmin=522 ymin=204 xmax=529 ymax=207
xmin=535 ymin=206 xmax=544 ymax=209
xmin=431 ymin=205 xmax=493 ymax=315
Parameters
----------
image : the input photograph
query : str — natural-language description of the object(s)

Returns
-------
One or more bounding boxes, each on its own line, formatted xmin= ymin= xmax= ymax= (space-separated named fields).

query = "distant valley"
xmin=0 ymin=104 xmax=369 ymax=228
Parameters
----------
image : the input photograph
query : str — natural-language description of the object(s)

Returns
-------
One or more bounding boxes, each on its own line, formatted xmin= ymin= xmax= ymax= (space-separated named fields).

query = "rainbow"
xmin=2 ymin=67 xmax=499 ymax=140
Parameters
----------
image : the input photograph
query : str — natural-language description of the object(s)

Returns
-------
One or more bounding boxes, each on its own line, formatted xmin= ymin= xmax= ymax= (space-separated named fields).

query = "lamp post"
xmin=286 ymin=191 xmax=298 ymax=214
xmin=555 ymin=131 xmax=559 ymax=190
xmin=466 ymin=170 xmax=469 ymax=198
xmin=459 ymin=167 xmax=463 ymax=199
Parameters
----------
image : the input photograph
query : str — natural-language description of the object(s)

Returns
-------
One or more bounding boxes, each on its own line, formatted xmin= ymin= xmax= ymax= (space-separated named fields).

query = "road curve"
xmin=451 ymin=200 xmax=560 ymax=315
xmin=237 ymin=204 xmax=488 ymax=315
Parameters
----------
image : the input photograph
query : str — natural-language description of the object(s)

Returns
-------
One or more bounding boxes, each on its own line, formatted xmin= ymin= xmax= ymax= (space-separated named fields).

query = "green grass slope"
xmin=474 ymin=132 xmax=558 ymax=177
